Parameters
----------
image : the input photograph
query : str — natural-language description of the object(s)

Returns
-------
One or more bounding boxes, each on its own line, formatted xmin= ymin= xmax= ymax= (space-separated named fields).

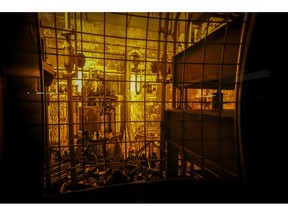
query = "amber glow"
xmin=39 ymin=12 xmax=242 ymax=195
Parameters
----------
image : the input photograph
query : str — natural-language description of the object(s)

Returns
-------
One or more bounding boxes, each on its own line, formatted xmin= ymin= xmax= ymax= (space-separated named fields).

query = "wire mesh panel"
xmin=38 ymin=12 xmax=247 ymax=196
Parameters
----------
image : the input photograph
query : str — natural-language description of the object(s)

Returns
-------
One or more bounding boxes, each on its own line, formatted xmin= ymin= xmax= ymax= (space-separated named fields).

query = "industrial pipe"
xmin=64 ymin=12 xmax=77 ymax=186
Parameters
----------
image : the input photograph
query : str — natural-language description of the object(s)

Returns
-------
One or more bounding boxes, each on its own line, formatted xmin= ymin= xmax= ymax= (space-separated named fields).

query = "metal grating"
xmin=38 ymin=12 xmax=247 ymax=196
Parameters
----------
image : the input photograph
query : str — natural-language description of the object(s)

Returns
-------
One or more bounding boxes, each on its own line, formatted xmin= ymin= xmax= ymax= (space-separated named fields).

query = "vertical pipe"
xmin=103 ymin=13 xmax=107 ymax=171
xmin=119 ymin=13 xmax=129 ymax=144
xmin=73 ymin=12 xmax=78 ymax=136
xmin=144 ymin=13 xmax=150 ymax=179
xmin=64 ymin=12 xmax=77 ymax=187
xmin=160 ymin=12 xmax=170 ymax=177
xmin=126 ymin=49 xmax=139 ymax=143
xmin=79 ymin=12 xmax=86 ymax=184
xmin=54 ymin=12 xmax=62 ymax=194
xmin=65 ymin=13 xmax=71 ymax=31
xmin=172 ymin=13 xmax=180 ymax=109
xmin=123 ymin=12 xmax=128 ymax=171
